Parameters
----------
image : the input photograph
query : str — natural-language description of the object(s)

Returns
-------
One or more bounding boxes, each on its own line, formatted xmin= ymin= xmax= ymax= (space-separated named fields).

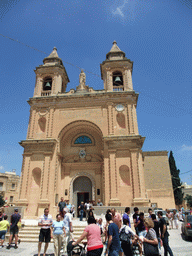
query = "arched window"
xmin=113 ymin=71 xmax=124 ymax=91
xmin=43 ymin=77 xmax=52 ymax=91
xmin=74 ymin=136 xmax=92 ymax=144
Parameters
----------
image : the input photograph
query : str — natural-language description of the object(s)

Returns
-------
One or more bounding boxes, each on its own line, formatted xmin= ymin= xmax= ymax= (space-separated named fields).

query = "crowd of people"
xmin=0 ymin=201 xmax=190 ymax=256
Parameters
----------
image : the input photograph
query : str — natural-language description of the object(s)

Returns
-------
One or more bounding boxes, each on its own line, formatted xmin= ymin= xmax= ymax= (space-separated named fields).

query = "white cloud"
xmin=112 ymin=0 xmax=129 ymax=18
xmin=181 ymin=145 xmax=192 ymax=151
xmin=0 ymin=166 xmax=4 ymax=170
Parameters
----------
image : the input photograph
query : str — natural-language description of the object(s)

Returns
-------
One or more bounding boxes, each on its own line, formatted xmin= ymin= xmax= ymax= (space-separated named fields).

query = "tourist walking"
xmin=158 ymin=211 xmax=174 ymax=256
xmin=172 ymin=210 xmax=179 ymax=229
xmin=73 ymin=216 xmax=103 ymax=256
xmin=6 ymin=208 xmax=21 ymax=250
xmin=122 ymin=207 xmax=131 ymax=228
xmin=137 ymin=212 xmax=147 ymax=238
xmin=105 ymin=213 xmax=121 ymax=256
xmin=52 ymin=214 xmax=66 ymax=256
xmin=151 ymin=214 xmax=161 ymax=251
xmin=143 ymin=218 xmax=159 ymax=256
xmin=85 ymin=200 xmax=90 ymax=220
xmin=111 ymin=208 xmax=122 ymax=229
xmin=166 ymin=210 xmax=173 ymax=229
xmin=58 ymin=197 xmax=66 ymax=218
xmin=63 ymin=207 xmax=73 ymax=254
xmin=78 ymin=201 xmax=85 ymax=221
xmin=37 ymin=208 xmax=53 ymax=256
xmin=0 ymin=215 xmax=9 ymax=248
xmin=120 ymin=218 xmax=136 ymax=256
xmin=148 ymin=208 xmax=153 ymax=218
xmin=133 ymin=207 xmax=139 ymax=235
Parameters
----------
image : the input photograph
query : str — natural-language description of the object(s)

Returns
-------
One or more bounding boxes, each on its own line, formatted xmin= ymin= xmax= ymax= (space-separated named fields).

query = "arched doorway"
xmin=73 ymin=176 xmax=92 ymax=212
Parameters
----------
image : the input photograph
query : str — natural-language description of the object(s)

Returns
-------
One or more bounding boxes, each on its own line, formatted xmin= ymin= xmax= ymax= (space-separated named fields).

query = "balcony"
xmin=41 ymin=91 xmax=51 ymax=96
xmin=113 ymin=86 xmax=124 ymax=91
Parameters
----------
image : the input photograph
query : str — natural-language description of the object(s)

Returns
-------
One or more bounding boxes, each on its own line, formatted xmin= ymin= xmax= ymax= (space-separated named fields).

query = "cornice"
xmin=27 ymin=90 xmax=139 ymax=107
xmin=142 ymin=151 xmax=169 ymax=157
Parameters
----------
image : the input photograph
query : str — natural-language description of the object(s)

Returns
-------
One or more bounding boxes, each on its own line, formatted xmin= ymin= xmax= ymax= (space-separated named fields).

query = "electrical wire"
xmin=0 ymin=33 xmax=190 ymax=113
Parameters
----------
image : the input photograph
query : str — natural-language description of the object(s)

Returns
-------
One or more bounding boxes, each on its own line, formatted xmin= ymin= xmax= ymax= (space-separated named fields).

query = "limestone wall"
xmin=143 ymin=151 xmax=175 ymax=209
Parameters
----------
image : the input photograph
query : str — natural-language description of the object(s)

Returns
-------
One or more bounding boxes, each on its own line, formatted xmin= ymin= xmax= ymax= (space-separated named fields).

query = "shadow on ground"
xmin=180 ymin=233 xmax=192 ymax=242
xmin=33 ymin=254 xmax=55 ymax=256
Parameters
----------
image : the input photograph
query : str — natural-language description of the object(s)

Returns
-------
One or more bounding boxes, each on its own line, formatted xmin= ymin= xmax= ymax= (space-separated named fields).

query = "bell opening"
xmin=43 ymin=77 xmax=52 ymax=91
xmin=113 ymin=72 xmax=123 ymax=90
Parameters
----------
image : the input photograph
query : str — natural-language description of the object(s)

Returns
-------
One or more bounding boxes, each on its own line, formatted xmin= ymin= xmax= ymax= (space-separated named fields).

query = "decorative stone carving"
xmin=76 ymin=69 xmax=89 ymax=92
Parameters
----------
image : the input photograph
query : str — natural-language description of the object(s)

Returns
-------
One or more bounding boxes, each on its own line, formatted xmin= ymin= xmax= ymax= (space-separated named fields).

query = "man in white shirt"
xmin=38 ymin=208 xmax=53 ymax=256
xmin=63 ymin=207 xmax=73 ymax=253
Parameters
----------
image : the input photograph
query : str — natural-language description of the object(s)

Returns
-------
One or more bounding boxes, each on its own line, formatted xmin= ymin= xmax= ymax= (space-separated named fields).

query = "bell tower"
xmin=33 ymin=47 xmax=69 ymax=97
xmin=100 ymin=41 xmax=133 ymax=92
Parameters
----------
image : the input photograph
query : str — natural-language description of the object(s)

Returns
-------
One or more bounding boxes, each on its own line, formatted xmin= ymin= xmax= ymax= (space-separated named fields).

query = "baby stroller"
xmin=67 ymin=241 xmax=87 ymax=256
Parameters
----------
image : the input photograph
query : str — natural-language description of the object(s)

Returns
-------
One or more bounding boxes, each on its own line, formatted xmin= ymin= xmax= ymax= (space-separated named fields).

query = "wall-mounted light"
xmin=65 ymin=189 xmax=68 ymax=196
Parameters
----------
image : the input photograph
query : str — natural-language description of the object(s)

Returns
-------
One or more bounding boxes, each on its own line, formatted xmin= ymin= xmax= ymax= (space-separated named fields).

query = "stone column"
xmin=130 ymin=150 xmax=140 ymax=198
xmin=132 ymin=104 xmax=139 ymax=135
xmin=107 ymin=71 xmax=113 ymax=91
xmin=103 ymin=143 xmax=110 ymax=205
xmin=127 ymin=105 xmax=134 ymax=134
xmin=19 ymin=155 xmax=31 ymax=200
xmin=108 ymin=149 xmax=120 ymax=206
xmin=47 ymin=107 xmax=54 ymax=138
xmin=124 ymin=69 xmax=129 ymax=91
xmin=137 ymin=150 xmax=146 ymax=197
xmin=107 ymin=103 xmax=114 ymax=135
xmin=127 ymin=69 xmax=133 ymax=90
xmin=41 ymin=154 xmax=51 ymax=200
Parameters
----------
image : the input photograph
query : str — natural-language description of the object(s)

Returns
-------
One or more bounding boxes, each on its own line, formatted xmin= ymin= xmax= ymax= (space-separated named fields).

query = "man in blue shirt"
xmin=122 ymin=207 xmax=131 ymax=228
xmin=105 ymin=213 xmax=120 ymax=256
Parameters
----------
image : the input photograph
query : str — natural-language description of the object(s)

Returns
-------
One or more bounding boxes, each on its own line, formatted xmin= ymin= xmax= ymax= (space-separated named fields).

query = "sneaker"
xmin=14 ymin=245 xmax=18 ymax=249
xmin=6 ymin=245 xmax=11 ymax=249
xmin=18 ymin=239 xmax=21 ymax=244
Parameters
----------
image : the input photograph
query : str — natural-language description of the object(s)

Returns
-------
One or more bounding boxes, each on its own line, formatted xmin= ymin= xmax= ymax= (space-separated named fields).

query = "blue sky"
xmin=0 ymin=0 xmax=191 ymax=184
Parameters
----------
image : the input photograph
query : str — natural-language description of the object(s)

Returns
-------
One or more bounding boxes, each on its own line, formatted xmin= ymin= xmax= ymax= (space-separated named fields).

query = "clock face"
xmin=115 ymin=104 xmax=124 ymax=112
xmin=79 ymin=149 xmax=86 ymax=158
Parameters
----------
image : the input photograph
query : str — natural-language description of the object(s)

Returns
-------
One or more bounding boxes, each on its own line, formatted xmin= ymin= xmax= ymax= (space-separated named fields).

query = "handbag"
xmin=119 ymin=227 xmax=132 ymax=243
xmin=143 ymin=242 xmax=159 ymax=256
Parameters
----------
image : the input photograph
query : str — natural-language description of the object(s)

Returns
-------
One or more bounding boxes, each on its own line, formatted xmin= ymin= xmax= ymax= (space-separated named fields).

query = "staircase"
xmin=5 ymin=224 xmax=87 ymax=243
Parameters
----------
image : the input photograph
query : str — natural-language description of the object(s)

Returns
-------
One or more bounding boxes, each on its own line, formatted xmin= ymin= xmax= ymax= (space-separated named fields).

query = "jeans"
xmin=87 ymin=248 xmax=103 ymax=256
xmin=80 ymin=210 xmax=84 ymax=221
xmin=157 ymin=237 xmax=161 ymax=250
xmin=162 ymin=233 xmax=174 ymax=256
xmin=109 ymin=250 xmax=120 ymax=256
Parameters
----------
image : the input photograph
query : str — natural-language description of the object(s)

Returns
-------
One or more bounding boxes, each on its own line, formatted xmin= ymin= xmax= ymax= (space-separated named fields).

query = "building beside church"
xmin=0 ymin=171 xmax=20 ymax=206
xmin=17 ymin=41 xmax=175 ymax=218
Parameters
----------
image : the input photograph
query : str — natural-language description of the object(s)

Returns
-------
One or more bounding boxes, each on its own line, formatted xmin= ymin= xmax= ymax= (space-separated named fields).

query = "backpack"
xmin=119 ymin=227 xmax=132 ymax=243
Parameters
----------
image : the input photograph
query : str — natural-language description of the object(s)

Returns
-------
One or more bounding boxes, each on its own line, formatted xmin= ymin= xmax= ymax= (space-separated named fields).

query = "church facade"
xmin=18 ymin=42 xmax=175 ymax=218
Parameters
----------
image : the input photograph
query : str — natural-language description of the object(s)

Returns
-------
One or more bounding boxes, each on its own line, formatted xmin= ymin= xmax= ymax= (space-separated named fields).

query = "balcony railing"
xmin=113 ymin=86 xmax=124 ymax=91
xmin=41 ymin=91 xmax=51 ymax=96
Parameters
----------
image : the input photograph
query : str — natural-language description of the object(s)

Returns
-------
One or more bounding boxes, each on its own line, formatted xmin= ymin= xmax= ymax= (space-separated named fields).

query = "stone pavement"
xmin=1 ymin=221 xmax=192 ymax=256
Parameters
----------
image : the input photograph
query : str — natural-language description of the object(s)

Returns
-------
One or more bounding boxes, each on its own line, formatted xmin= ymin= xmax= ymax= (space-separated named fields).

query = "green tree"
xmin=0 ymin=195 xmax=5 ymax=207
xmin=169 ymin=151 xmax=183 ymax=205
xmin=184 ymin=194 xmax=192 ymax=207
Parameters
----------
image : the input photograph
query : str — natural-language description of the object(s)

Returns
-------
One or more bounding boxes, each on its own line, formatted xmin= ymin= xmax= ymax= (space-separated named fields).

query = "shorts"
xmin=0 ymin=230 xmax=6 ymax=239
xmin=39 ymin=228 xmax=51 ymax=243
xmin=10 ymin=226 xmax=19 ymax=235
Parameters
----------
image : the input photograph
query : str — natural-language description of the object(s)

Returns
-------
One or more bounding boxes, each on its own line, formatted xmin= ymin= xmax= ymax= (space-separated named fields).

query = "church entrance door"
xmin=73 ymin=176 xmax=92 ymax=216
